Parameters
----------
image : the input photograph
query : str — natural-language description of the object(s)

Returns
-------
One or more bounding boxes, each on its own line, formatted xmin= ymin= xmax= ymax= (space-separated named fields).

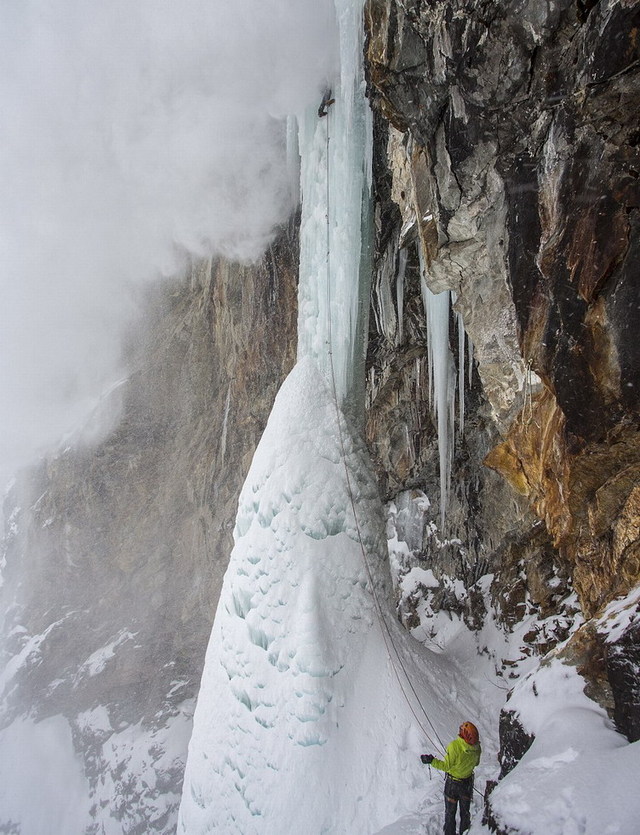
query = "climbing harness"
xmin=318 ymin=88 xmax=335 ymax=118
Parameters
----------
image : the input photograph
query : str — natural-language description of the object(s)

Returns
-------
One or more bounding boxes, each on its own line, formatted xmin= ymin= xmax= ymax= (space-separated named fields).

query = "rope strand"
xmin=323 ymin=105 xmax=445 ymax=755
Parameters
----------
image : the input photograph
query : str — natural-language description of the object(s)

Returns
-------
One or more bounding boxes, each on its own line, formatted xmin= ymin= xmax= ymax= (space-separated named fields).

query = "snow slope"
xmin=178 ymin=359 xmax=497 ymax=834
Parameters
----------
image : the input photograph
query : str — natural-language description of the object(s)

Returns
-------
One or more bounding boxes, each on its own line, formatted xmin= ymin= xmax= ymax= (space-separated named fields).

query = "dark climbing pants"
xmin=443 ymin=774 xmax=473 ymax=835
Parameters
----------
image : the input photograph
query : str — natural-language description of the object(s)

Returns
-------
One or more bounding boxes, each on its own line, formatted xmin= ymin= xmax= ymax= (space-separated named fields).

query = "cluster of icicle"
xmin=369 ymin=233 xmax=472 ymax=528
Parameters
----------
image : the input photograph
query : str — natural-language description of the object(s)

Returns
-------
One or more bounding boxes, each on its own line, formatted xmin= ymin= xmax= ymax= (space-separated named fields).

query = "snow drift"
xmin=178 ymin=359 xmax=429 ymax=833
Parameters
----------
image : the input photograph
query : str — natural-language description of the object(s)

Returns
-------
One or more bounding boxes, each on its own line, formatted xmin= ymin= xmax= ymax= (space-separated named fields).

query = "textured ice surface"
xmin=178 ymin=359 xmax=433 ymax=833
xmin=297 ymin=0 xmax=372 ymax=413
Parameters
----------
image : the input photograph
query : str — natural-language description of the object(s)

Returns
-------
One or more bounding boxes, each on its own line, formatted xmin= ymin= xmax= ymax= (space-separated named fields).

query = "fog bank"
xmin=0 ymin=0 xmax=337 ymax=486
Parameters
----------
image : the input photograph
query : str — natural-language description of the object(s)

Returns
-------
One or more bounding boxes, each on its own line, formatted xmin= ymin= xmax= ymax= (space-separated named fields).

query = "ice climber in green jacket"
xmin=421 ymin=721 xmax=481 ymax=835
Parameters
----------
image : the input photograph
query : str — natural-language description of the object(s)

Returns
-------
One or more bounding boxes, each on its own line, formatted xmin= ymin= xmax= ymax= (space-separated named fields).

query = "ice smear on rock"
xmin=178 ymin=359 xmax=428 ymax=834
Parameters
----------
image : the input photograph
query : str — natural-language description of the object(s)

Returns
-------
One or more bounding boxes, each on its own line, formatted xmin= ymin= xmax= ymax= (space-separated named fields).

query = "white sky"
xmin=0 ymin=0 xmax=337 ymax=487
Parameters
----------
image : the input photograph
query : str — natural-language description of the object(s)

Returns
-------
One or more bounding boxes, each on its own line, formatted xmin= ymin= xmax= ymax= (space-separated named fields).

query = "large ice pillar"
xmin=420 ymin=279 xmax=471 ymax=527
xmin=177 ymin=3 xmax=425 ymax=832
xmin=296 ymin=0 xmax=372 ymax=416
xmin=420 ymin=274 xmax=455 ymax=526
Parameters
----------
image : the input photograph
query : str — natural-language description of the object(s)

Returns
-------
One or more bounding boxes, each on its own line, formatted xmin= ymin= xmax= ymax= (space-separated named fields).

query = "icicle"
xmin=419 ymin=258 xmax=455 ymax=527
xmin=468 ymin=336 xmax=474 ymax=387
xmin=450 ymin=290 xmax=465 ymax=438
xmin=396 ymin=248 xmax=407 ymax=345
xmin=457 ymin=312 xmax=465 ymax=437
xmin=418 ymin=249 xmax=435 ymax=415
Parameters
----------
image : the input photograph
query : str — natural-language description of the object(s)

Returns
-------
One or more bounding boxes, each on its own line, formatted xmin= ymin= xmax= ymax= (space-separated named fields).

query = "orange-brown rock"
xmin=486 ymin=394 xmax=640 ymax=616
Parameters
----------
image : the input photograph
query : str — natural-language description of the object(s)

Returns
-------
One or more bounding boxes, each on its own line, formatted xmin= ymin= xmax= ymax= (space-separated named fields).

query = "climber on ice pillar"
xmin=421 ymin=722 xmax=481 ymax=835
xmin=318 ymin=88 xmax=335 ymax=117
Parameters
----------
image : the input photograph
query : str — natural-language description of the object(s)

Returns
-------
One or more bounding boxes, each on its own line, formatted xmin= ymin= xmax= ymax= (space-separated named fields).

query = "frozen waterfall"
xmin=296 ymin=0 xmax=372 ymax=414
xmin=177 ymin=1 xmax=426 ymax=832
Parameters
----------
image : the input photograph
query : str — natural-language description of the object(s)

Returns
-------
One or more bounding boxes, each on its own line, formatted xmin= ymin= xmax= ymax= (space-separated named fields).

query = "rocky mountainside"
xmin=1 ymin=2 xmax=639 ymax=832
xmin=363 ymin=0 xmax=640 ymax=820
xmin=0 ymin=227 xmax=298 ymax=833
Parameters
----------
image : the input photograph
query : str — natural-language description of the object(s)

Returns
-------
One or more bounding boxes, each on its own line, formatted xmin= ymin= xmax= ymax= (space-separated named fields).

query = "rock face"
xmin=0 ymin=226 xmax=298 ymax=833
xmin=363 ymin=0 xmax=640 ymax=811
xmin=596 ymin=588 xmax=640 ymax=742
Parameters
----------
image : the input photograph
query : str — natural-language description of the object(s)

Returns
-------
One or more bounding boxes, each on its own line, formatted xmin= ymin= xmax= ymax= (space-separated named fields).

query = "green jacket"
xmin=431 ymin=737 xmax=481 ymax=780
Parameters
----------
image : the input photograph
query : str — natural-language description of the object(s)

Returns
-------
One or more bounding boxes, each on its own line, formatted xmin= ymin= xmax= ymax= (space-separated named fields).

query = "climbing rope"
xmin=322 ymin=104 xmax=486 ymax=804
xmin=322 ymin=104 xmax=445 ymax=756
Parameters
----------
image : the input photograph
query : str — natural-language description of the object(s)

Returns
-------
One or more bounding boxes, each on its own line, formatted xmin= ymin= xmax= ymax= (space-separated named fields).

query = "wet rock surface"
xmin=606 ymin=619 xmax=640 ymax=742
xmin=365 ymin=0 xmax=640 ymax=605
xmin=498 ymin=710 xmax=535 ymax=779
xmin=596 ymin=590 xmax=640 ymax=742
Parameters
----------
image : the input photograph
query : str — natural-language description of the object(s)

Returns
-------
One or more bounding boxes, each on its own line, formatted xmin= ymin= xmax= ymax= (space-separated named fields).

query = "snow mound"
xmin=489 ymin=656 xmax=640 ymax=834
xmin=178 ymin=359 xmax=429 ymax=834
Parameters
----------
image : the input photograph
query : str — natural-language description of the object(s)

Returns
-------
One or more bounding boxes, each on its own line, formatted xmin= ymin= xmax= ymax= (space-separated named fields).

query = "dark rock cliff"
xmin=363 ymin=0 xmax=640 ymax=821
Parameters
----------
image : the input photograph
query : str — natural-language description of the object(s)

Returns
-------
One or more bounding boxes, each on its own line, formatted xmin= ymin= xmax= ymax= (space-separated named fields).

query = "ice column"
xmin=421 ymin=276 xmax=455 ymax=525
xmin=419 ymin=266 xmax=474 ymax=525
xmin=396 ymin=248 xmax=407 ymax=345
xmin=296 ymin=0 xmax=372 ymax=416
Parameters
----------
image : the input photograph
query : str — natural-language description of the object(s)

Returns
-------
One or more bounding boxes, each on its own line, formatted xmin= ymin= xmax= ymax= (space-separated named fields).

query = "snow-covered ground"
xmin=0 ymin=698 xmax=194 ymax=834
xmin=486 ymin=659 xmax=640 ymax=835
xmin=178 ymin=358 xmax=504 ymax=834
xmin=0 ymin=604 xmax=194 ymax=833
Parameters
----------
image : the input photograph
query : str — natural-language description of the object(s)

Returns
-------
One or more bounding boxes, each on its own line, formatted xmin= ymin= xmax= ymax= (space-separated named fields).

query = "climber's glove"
xmin=421 ymin=754 xmax=434 ymax=764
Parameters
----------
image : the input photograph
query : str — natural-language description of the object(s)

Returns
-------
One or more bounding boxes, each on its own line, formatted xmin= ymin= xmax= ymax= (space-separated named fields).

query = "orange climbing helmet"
xmin=459 ymin=721 xmax=479 ymax=746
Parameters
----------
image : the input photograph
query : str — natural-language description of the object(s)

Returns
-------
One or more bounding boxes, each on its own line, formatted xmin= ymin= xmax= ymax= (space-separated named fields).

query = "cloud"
xmin=0 ymin=0 xmax=338 ymax=486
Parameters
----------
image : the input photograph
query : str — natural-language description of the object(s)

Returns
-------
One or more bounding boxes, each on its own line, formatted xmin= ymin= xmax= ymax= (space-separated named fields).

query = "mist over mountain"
xmin=0 ymin=0 xmax=336 ymax=487
xmin=1 ymin=1 xmax=639 ymax=833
